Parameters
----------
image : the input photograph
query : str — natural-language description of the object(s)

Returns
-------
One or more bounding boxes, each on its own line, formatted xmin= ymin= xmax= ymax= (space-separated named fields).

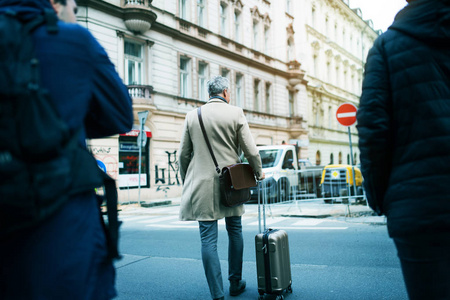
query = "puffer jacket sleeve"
xmin=356 ymin=36 xmax=393 ymax=216
xmin=83 ymin=28 xmax=133 ymax=138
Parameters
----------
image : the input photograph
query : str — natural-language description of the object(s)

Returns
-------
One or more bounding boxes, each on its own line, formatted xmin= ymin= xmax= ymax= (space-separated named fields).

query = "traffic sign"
xmin=137 ymin=111 xmax=149 ymax=148
xmin=336 ymin=103 xmax=357 ymax=126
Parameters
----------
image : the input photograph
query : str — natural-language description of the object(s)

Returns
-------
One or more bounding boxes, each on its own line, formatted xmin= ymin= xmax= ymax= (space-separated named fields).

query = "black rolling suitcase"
xmin=255 ymin=180 xmax=293 ymax=300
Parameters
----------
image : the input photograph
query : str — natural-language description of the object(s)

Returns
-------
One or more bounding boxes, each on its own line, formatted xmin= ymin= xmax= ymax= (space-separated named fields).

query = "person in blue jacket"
xmin=357 ymin=0 xmax=450 ymax=299
xmin=0 ymin=0 xmax=133 ymax=299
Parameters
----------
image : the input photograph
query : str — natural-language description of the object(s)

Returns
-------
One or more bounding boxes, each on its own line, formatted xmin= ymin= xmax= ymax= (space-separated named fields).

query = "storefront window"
xmin=118 ymin=135 xmax=149 ymax=189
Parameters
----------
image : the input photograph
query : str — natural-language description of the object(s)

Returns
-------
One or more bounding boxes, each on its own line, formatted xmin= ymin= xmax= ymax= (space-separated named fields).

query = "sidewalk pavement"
xmin=118 ymin=197 xmax=387 ymax=225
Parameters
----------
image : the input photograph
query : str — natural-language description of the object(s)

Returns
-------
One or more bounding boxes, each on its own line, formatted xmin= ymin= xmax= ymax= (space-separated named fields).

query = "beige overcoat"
xmin=179 ymin=99 xmax=263 ymax=221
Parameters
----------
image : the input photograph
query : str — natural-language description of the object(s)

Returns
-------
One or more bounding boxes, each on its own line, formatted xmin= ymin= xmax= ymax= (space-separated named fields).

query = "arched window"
xmin=339 ymin=152 xmax=342 ymax=164
xmin=330 ymin=153 xmax=334 ymax=164
xmin=316 ymin=151 xmax=321 ymax=166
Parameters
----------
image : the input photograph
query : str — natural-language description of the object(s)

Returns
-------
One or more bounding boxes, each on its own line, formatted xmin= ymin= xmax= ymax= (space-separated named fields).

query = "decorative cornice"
xmin=250 ymin=6 xmax=263 ymax=19
xmin=305 ymin=24 xmax=362 ymax=65
xmin=151 ymin=21 xmax=296 ymax=80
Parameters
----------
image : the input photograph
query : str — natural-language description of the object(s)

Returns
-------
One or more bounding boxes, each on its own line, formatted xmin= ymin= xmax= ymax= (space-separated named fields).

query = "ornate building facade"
xmin=77 ymin=0 xmax=377 ymax=202
xmin=289 ymin=0 xmax=379 ymax=166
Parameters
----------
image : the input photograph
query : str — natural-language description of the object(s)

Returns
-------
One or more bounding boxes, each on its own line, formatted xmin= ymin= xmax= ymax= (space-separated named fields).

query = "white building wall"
xmin=78 ymin=0 xmax=376 ymax=201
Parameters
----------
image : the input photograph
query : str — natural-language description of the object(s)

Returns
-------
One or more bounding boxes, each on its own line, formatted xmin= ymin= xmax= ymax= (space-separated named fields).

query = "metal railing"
xmin=251 ymin=167 xmax=366 ymax=206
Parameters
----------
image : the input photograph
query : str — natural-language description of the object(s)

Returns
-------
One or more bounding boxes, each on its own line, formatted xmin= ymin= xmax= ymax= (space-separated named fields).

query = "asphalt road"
xmin=114 ymin=205 xmax=407 ymax=300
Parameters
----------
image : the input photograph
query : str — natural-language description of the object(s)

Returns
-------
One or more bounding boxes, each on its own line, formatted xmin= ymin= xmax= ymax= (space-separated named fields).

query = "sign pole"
xmin=348 ymin=127 xmax=357 ymax=197
xmin=336 ymin=103 xmax=358 ymax=210
xmin=137 ymin=111 xmax=149 ymax=206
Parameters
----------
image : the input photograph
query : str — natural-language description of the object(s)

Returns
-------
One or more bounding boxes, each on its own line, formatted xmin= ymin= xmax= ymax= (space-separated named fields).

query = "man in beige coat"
xmin=179 ymin=76 xmax=264 ymax=300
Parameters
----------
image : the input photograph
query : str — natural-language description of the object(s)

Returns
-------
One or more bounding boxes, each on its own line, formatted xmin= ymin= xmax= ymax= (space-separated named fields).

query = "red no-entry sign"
xmin=336 ymin=103 xmax=358 ymax=126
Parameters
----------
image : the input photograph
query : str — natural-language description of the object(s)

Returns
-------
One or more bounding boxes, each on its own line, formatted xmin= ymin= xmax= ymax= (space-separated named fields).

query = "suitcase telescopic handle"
xmin=258 ymin=180 xmax=267 ymax=234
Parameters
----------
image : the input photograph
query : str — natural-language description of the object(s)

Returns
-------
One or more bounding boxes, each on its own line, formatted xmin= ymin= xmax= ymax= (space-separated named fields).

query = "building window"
xmin=313 ymin=55 xmax=318 ymax=77
xmin=124 ymin=40 xmax=143 ymax=85
xmin=118 ymin=135 xmax=149 ymax=189
xmin=235 ymin=73 xmax=243 ymax=107
xmin=351 ymin=73 xmax=355 ymax=94
xmin=330 ymin=153 xmax=334 ymax=164
xmin=198 ymin=62 xmax=208 ymax=100
xmin=253 ymin=20 xmax=259 ymax=51
xmin=335 ymin=66 xmax=340 ymax=87
xmin=254 ymin=79 xmax=260 ymax=111
xmin=287 ymin=38 xmax=294 ymax=61
xmin=179 ymin=0 xmax=189 ymax=20
xmin=316 ymin=150 xmax=321 ymax=166
xmin=288 ymin=90 xmax=294 ymax=117
xmin=328 ymin=106 xmax=332 ymax=128
xmin=350 ymin=35 xmax=353 ymax=53
xmin=339 ymin=152 xmax=343 ymax=164
xmin=264 ymin=26 xmax=270 ymax=55
xmin=221 ymin=68 xmax=230 ymax=81
xmin=344 ymin=70 xmax=348 ymax=90
xmin=342 ymin=30 xmax=346 ymax=48
xmin=326 ymin=62 xmax=331 ymax=82
xmin=220 ymin=2 xmax=228 ymax=37
xmin=180 ymin=56 xmax=191 ymax=98
xmin=265 ymin=82 xmax=271 ymax=113
xmin=197 ymin=0 xmax=205 ymax=27
xmin=286 ymin=0 xmax=292 ymax=14
xmin=234 ymin=10 xmax=241 ymax=43
xmin=334 ymin=23 xmax=338 ymax=41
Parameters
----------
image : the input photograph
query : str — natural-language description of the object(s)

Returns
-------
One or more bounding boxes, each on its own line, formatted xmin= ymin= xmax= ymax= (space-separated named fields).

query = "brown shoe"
xmin=230 ymin=279 xmax=246 ymax=296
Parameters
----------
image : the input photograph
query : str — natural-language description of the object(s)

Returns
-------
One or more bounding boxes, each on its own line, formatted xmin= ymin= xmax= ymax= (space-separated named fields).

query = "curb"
xmin=140 ymin=200 xmax=172 ymax=208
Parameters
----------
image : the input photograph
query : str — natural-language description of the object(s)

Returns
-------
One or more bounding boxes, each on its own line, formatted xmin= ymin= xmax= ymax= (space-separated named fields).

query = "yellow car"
xmin=320 ymin=164 xmax=365 ymax=204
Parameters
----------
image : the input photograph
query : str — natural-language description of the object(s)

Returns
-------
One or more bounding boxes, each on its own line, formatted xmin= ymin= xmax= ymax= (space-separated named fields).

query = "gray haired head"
xmin=207 ymin=75 xmax=229 ymax=96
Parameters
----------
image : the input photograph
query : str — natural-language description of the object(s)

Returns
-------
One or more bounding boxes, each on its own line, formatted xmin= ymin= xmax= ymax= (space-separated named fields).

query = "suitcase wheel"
xmin=275 ymin=295 xmax=284 ymax=300
xmin=287 ymin=284 xmax=293 ymax=293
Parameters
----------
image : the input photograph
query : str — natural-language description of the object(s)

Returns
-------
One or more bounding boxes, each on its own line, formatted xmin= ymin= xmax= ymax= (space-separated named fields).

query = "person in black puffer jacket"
xmin=357 ymin=0 xmax=450 ymax=299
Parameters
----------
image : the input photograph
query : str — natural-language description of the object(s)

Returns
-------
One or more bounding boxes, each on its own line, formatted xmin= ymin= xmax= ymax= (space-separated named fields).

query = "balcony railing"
xmin=123 ymin=0 xmax=152 ymax=6
xmin=127 ymin=85 xmax=153 ymax=101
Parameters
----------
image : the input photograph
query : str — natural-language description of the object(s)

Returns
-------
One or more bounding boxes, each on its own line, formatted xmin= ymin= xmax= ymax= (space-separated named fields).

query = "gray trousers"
xmin=199 ymin=216 xmax=243 ymax=299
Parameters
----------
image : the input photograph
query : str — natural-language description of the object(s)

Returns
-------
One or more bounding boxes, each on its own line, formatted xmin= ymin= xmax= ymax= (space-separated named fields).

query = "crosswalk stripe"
xmin=148 ymin=224 xmax=198 ymax=229
xmin=292 ymin=219 xmax=324 ymax=226
xmin=247 ymin=217 xmax=288 ymax=226
xmin=276 ymin=226 xmax=348 ymax=230
xmin=138 ymin=215 xmax=179 ymax=224
xmin=120 ymin=216 xmax=152 ymax=222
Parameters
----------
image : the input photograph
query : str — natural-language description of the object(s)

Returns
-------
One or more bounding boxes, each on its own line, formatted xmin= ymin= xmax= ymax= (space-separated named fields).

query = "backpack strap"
xmin=43 ymin=9 xmax=58 ymax=34
xmin=19 ymin=9 xmax=59 ymax=35
xmin=102 ymin=172 xmax=121 ymax=260
xmin=197 ymin=107 xmax=221 ymax=174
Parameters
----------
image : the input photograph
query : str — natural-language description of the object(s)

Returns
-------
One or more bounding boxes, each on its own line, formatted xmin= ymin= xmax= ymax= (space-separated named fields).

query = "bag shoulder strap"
xmin=197 ymin=107 xmax=221 ymax=174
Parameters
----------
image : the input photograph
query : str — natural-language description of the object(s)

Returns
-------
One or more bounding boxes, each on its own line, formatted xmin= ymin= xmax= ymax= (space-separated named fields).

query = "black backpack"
xmin=0 ymin=10 xmax=121 ymax=259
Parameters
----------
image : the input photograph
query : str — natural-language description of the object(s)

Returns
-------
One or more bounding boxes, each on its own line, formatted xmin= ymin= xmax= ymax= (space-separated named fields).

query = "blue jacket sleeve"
xmin=84 ymin=33 xmax=133 ymax=138
xmin=356 ymin=36 xmax=393 ymax=216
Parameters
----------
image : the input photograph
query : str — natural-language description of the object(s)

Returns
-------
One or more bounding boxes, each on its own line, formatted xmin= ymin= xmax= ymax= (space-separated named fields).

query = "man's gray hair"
xmin=207 ymin=75 xmax=229 ymax=96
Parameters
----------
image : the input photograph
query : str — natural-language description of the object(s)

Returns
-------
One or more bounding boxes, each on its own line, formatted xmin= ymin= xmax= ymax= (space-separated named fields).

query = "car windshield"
xmin=242 ymin=149 xmax=283 ymax=168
